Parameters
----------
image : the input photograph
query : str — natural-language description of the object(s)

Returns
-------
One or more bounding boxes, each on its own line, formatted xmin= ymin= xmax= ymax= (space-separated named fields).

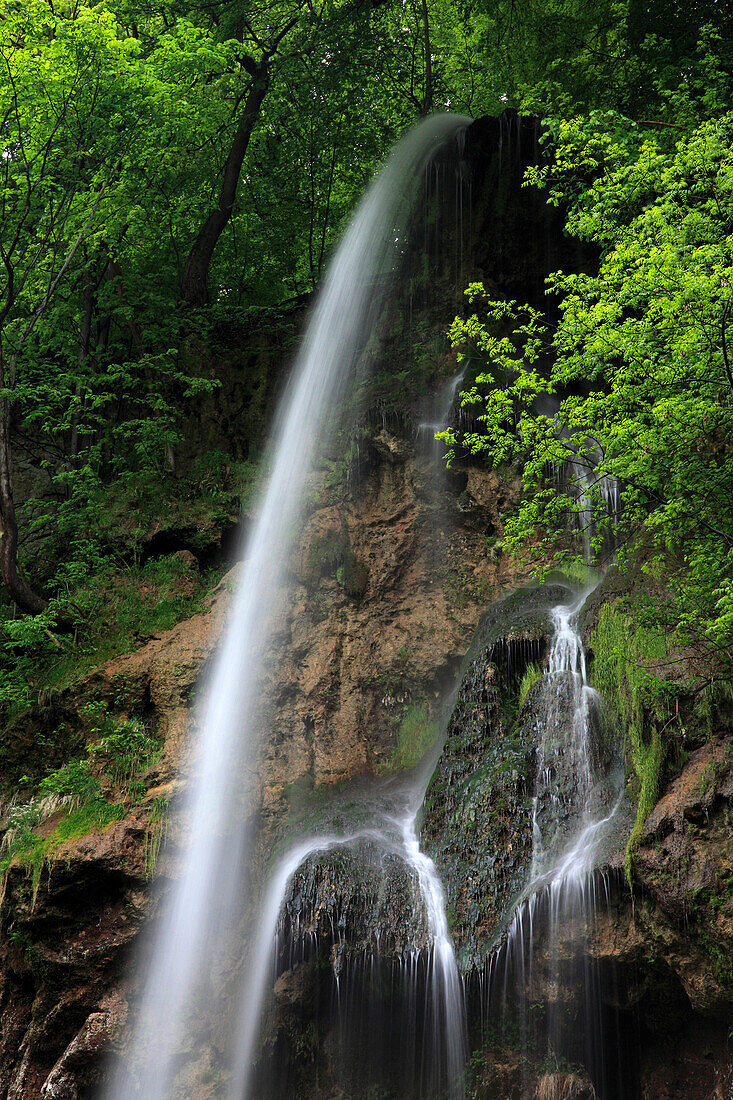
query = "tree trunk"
xmin=69 ymin=264 xmax=95 ymax=465
xmin=180 ymin=64 xmax=270 ymax=307
xmin=0 ymin=383 xmax=48 ymax=616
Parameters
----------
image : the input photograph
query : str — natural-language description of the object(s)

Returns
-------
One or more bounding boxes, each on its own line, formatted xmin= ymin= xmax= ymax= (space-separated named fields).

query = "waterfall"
xmin=104 ymin=114 xmax=469 ymax=1100
xmin=398 ymin=812 xmax=466 ymax=1096
xmin=485 ymin=589 xmax=627 ymax=1097
xmin=415 ymin=369 xmax=464 ymax=459
xmin=530 ymin=594 xmax=604 ymax=884
xmin=228 ymin=789 xmax=465 ymax=1100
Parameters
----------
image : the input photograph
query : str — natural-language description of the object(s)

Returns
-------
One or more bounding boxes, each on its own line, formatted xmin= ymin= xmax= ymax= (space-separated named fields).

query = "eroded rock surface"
xmin=0 ymin=438 xmax=531 ymax=1097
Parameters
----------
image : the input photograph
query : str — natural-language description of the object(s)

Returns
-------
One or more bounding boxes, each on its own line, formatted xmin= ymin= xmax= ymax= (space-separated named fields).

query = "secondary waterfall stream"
xmin=482 ymin=588 xmax=627 ymax=1098
xmin=105 ymin=114 xmax=469 ymax=1100
xmin=230 ymin=779 xmax=466 ymax=1099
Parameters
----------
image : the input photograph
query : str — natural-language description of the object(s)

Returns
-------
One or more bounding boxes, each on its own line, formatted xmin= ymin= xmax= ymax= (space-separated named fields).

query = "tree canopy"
xmin=0 ymin=0 xmax=732 ymax=696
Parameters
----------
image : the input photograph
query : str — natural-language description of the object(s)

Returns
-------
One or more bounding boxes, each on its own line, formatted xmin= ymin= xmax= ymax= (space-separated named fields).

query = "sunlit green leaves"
xmin=446 ymin=112 xmax=733 ymax=666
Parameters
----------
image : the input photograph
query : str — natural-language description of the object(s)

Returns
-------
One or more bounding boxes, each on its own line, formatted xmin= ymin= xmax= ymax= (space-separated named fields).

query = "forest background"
xmin=0 ymin=0 xmax=731 ymax=732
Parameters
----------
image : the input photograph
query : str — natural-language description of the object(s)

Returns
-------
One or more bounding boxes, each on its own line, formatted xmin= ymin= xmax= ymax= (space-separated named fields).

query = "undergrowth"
xmin=518 ymin=663 xmax=542 ymax=708
xmin=0 ymin=710 xmax=161 ymax=907
xmin=0 ymin=452 xmax=257 ymax=716
xmin=144 ymin=797 xmax=170 ymax=880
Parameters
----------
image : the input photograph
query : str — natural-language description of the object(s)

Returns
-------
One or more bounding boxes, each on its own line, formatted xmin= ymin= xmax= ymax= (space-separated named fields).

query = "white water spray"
xmin=415 ymin=369 xmax=464 ymax=459
xmin=105 ymin=114 xmax=469 ymax=1100
xmin=490 ymin=587 xmax=625 ymax=1093
xmin=530 ymin=590 xmax=615 ymax=885
xmin=398 ymin=812 xmax=466 ymax=1096
xmin=228 ymin=790 xmax=465 ymax=1100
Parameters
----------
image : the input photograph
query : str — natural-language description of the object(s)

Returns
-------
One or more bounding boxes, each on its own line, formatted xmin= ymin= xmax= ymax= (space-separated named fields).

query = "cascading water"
xmin=228 ymin=770 xmax=465 ymax=1099
xmin=415 ymin=370 xmax=464 ymax=459
xmin=398 ymin=811 xmax=466 ymax=1095
xmin=530 ymin=594 xmax=608 ymax=883
xmin=483 ymin=589 xmax=628 ymax=1098
xmin=105 ymin=114 xmax=469 ymax=1100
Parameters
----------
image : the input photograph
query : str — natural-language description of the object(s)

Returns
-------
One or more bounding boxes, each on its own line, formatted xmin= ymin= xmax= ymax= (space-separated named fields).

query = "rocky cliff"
xmin=0 ymin=110 xmax=730 ymax=1100
xmin=0 ymin=425 xmax=540 ymax=1097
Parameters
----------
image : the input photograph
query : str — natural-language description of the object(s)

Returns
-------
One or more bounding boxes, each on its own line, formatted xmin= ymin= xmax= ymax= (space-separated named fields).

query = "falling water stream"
xmin=105 ymin=114 xmax=469 ymax=1100
xmin=415 ymin=370 xmax=464 ymax=459
xmin=486 ymin=589 xmax=626 ymax=1097
xmin=230 ymin=782 xmax=466 ymax=1099
xmin=105 ymin=109 xmax=630 ymax=1100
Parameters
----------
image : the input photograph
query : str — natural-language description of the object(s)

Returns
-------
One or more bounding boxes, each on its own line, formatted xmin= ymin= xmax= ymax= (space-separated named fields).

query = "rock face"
xmin=0 ymin=429 xmax=534 ymax=1097
xmin=421 ymin=585 xmax=569 ymax=970
xmin=422 ymin=593 xmax=733 ymax=1100
xmin=1 ymin=109 xmax=731 ymax=1100
xmin=267 ymin=577 xmax=733 ymax=1099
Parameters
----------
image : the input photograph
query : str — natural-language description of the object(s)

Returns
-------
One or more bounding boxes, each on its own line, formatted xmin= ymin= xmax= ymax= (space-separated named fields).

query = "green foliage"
xmin=0 ymin=708 xmax=158 ymax=904
xmin=144 ymin=797 xmax=170 ymax=881
xmin=443 ymin=111 xmax=733 ymax=672
xmin=590 ymin=602 xmax=673 ymax=881
xmin=0 ymin=448 xmax=255 ymax=714
xmin=38 ymin=759 xmax=100 ymax=808
xmin=87 ymin=717 xmax=159 ymax=794
xmin=518 ymin=664 xmax=543 ymax=709
xmin=0 ymin=797 xmax=126 ymax=909
xmin=0 ymin=553 xmax=214 ymax=713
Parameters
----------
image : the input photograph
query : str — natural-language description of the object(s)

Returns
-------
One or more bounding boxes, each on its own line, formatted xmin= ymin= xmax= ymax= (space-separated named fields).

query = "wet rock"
xmin=420 ymin=585 xmax=576 ymax=968
xmin=0 ymin=432 xmax=536 ymax=1097
xmin=281 ymin=841 xmax=427 ymax=959
xmin=40 ymin=996 xmax=123 ymax=1099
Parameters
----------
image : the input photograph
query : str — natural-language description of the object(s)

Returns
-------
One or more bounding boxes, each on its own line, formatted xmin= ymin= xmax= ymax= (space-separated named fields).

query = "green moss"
xmin=591 ymin=602 xmax=674 ymax=884
xmin=445 ymin=563 xmax=493 ymax=610
xmin=385 ymin=702 xmax=438 ymax=773
xmin=336 ymin=549 xmax=368 ymax=598
xmin=144 ymin=797 xmax=169 ymax=880
xmin=0 ymin=798 xmax=125 ymax=909
xmin=0 ymin=710 xmax=160 ymax=907
xmin=305 ymin=526 xmax=348 ymax=588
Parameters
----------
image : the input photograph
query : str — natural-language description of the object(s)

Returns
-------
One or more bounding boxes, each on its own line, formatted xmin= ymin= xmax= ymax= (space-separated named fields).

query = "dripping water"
xmin=485 ymin=589 xmax=628 ymax=1097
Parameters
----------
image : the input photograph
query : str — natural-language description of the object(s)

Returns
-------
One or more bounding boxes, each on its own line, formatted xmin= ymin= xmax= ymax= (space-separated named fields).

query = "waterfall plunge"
xmin=105 ymin=114 xmax=469 ymax=1100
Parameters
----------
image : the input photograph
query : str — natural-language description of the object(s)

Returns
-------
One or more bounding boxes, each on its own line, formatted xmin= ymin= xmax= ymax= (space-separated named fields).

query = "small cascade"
xmin=479 ymin=589 xmax=628 ymax=1098
xmin=415 ymin=369 xmax=464 ymax=459
xmin=398 ymin=812 xmax=466 ymax=1097
xmin=235 ymin=793 xmax=465 ymax=1099
xmin=530 ymin=597 xmax=604 ymax=882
